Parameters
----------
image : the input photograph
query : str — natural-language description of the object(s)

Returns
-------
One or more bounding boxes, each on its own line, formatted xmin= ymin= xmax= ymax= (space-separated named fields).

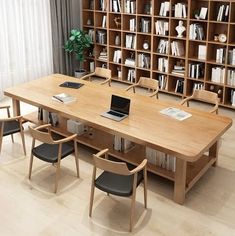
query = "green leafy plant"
xmin=64 ymin=29 xmax=93 ymax=70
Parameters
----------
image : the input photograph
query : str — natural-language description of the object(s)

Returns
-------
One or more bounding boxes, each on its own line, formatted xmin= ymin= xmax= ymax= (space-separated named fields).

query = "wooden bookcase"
xmin=82 ymin=0 xmax=235 ymax=109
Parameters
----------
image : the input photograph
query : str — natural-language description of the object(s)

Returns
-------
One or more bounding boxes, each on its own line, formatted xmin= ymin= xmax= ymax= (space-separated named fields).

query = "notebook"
xmin=59 ymin=81 xmax=84 ymax=89
xmin=101 ymin=95 xmax=131 ymax=121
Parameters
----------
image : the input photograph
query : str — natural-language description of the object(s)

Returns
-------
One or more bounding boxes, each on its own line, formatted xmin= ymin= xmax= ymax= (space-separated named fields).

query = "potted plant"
xmin=64 ymin=29 xmax=93 ymax=78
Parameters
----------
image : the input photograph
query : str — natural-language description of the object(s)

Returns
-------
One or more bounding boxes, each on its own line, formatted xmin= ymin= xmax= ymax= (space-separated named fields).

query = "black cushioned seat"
xmin=95 ymin=171 xmax=143 ymax=196
xmin=32 ymin=143 xmax=74 ymax=163
xmin=3 ymin=120 xmax=21 ymax=136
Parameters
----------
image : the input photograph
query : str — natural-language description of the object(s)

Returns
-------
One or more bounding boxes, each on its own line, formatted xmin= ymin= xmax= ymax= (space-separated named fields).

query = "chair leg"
xmin=11 ymin=134 xmax=14 ymax=143
xmin=28 ymin=153 xmax=34 ymax=179
xmin=74 ymin=141 xmax=79 ymax=178
xmin=54 ymin=162 xmax=61 ymax=193
xmin=130 ymin=174 xmax=137 ymax=232
xmin=144 ymin=169 xmax=147 ymax=209
xmin=20 ymin=129 xmax=26 ymax=155
xmin=130 ymin=191 xmax=136 ymax=232
xmin=89 ymin=182 xmax=95 ymax=217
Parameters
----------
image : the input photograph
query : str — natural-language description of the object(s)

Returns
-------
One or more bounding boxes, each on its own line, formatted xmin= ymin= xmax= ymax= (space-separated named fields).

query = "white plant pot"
xmin=74 ymin=69 xmax=86 ymax=78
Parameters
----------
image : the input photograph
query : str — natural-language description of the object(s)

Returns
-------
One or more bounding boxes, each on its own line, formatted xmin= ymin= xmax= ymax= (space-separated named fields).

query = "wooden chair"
xmin=180 ymin=89 xmax=219 ymax=114
xmin=89 ymin=149 xmax=147 ymax=232
xmin=0 ymin=105 xmax=26 ymax=155
xmin=28 ymin=124 xmax=79 ymax=193
xmin=80 ymin=67 xmax=112 ymax=86
xmin=125 ymin=77 xmax=159 ymax=99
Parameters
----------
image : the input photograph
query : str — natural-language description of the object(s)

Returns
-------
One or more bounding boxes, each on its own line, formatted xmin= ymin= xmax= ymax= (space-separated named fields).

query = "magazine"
xmin=160 ymin=107 xmax=192 ymax=121
xmin=52 ymin=93 xmax=76 ymax=104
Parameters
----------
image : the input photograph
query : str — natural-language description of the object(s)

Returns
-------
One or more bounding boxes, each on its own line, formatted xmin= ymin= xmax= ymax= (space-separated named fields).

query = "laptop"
xmin=101 ymin=95 xmax=131 ymax=121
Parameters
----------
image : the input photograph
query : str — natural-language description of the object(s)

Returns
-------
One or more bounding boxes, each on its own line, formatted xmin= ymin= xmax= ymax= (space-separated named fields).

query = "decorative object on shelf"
xmin=214 ymin=34 xmax=219 ymax=41
xmin=143 ymin=40 xmax=149 ymax=50
xmin=87 ymin=19 xmax=92 ymax=25
xmin=115 ymin=34 xmax=121 ymax=46
xmin=114 ymin=17 xmax=121 ymax=28
xmin=64 ymin=29 xmax=93 ymax=78
xmin=175 ymin=20 xmax=186 ymax=38
xmin=194 ymin=9 xmax=200 ymax=19
xmin=218 ymin=33 xmax=227 ymax=43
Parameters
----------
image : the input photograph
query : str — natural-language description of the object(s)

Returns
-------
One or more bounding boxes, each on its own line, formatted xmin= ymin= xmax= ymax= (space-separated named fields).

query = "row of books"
xmin=211 ymin=67 xmax=225 ymax=84
xmin=216 ymin=48 xmax=226 ymax=64
xmin=189 ymin=23 xmax=205 ymax=40
xmin=231 ymin=90 xmax=235 ymax=106
xmin=127 ymin=69 xmax=136 ymax=83
xmin=157 ymin=39 xmax=169 ymax=54
xmin=216 ymin=4 xmax=229 ymax=22
xmin=125 ymin=57 xmax=135 ymax=66
xmin=193 ymin=82 xmax=204 ymax=90
xmin=198 ymin=45 xmax=207 ymax=60
xmin=158 ymin=75 xmax=168 ymax=90
xmin=145 ymin=147 xmax=176 ymax=172
xmin=113 ymin=135 xmax=135 ymax=152
xmin=188 ymin=63 xmax=204 ymax=79
xmin=125 ymin=34 xmax=136 ymax=49
xmin=227 ymin=69 xmax=235 ymax=86
xmin=137 ymin=53 xmax=150 ymax=69
xmin=99 ymin=0 xmax=107 ymax=11
xmin=96 ymin=30 xmax=107 ymax=44
xmin=124 ymin=0 xmax=136 ymax=14
xmin=227 ymin=48 xmax=235 ymax=66
xmin=110 ymin=0 xmax=121 ymax=12
xmin=102 ymin=15 xmax=107 ymax=28
xmin=173 ymin=3 xmax=187 ymax=18
xmin=129 ymin=18 xmax=136 ymax=31
xmin=159 ymin=1 xmax=170 ymax=17
xmin=171 ymin=40 xmax=185 ymax=56
xmin=155 ymin=20 xmax=169 ymax=36
xmin=38 ymin=108 xmax=59 ymax=127
xmin=88 ymin=29 xmax=95 ymax=43
xmin=158 ymin=57 xmax=168 ymax=72
xmin=175 ymin=79 xmax=184 ymax=93
xmin=140 ymin=18 xmax=151 ymax=33
xmin=98 ymin=49 xmax=108 ymax=60
xmin=113 ymin=50 xmax=121 ymax=63
xmin=172 ymin=65 xmax=185 ymax=76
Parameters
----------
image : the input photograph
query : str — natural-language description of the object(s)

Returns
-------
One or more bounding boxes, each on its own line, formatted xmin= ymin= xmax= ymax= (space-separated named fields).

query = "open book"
xmin=52 ymin=93 xmax=76 ymax=104
xmin=160 ymin=107 xmax=192 ymax=121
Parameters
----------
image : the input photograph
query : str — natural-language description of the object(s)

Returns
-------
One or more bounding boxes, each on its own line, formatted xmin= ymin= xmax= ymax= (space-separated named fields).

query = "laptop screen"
xmin=110 ymin=95 xmax=130 ymax=115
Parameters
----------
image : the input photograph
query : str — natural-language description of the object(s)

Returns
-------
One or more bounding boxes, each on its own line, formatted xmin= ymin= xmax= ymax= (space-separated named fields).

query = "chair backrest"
xmin=138 ymin=77 xmax=159 ymax=91
xmin=93 ymin=154 xmax=132 ymax=176
xmin=95 ymin=67 xmax=112 ymax=79
xmin=192 ymin=89 xmax=219 ymax=105
xmin=29 ymin=126 xmax=55 ymax=144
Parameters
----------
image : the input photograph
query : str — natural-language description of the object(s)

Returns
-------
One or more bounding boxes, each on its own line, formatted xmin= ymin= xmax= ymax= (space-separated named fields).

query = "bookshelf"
xmin=82 ymin=0 xmax=235 ymax=109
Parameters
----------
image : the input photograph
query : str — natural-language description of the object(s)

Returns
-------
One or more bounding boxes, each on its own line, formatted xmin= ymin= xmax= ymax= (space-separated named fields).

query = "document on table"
xmin=160 ymin=107 xmax=192 ymax=121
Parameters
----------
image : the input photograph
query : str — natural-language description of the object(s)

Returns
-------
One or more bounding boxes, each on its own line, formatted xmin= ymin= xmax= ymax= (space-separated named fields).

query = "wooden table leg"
xmin=209 ymin=141 xmax=218 ymax=167
xmin=12 ymin=99 xmax=21 ymax=116
xmin=173 ymin=158 xmax=187 ymax=204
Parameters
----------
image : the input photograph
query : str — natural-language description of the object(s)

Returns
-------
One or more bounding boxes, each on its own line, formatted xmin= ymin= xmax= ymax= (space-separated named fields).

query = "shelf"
xmin=82 ymin=0 xmax=235 ymax=110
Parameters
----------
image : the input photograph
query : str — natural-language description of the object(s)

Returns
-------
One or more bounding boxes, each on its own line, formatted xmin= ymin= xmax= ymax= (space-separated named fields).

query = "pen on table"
xmin=52 ymin=96 xmax=64 ymax=103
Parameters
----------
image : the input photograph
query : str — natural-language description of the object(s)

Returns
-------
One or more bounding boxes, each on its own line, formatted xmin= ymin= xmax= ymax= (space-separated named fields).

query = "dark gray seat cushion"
xmin=2 ymin=120 xmax=21 ymax=136
xmin=95 ymin=169 xmax=143 ymax=197
xmin=32 ymin=142 xmax=74 ymax=163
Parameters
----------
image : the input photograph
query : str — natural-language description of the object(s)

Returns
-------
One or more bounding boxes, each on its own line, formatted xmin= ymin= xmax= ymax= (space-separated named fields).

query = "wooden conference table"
xmin=4 ymin=74 xmax=232 ymax=204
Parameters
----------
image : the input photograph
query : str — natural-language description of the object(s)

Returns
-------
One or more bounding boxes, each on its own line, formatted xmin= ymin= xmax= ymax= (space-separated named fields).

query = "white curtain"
xmin=0 ymin=0 xmax=53 ymax=99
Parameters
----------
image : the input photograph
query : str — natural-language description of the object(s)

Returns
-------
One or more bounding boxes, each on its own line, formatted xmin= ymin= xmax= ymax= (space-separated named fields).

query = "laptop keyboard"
xmin=107 ymin=110 xmax=125 ymax=117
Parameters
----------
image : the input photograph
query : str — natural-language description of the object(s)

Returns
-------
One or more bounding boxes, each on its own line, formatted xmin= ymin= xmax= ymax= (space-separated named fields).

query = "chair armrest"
xmin=34 ymin=123 xmax=52 ymax=131
xmin=125 ymin=84 xmax=137 ymax=92
xmin=0 ymin=105 xmax=10 ymax=110
xmin=53 ymin=133 xmax=77 ymax=144
xmin=80 ymin=72 xmax=95 ymax=81
xmin=130 ymin=159 xmax=147 ymax=174
xmin=149 ymin=89 xmax=159 ymax=99
xmin=95 ymin=148 xmax=109 ymax=158
xmin=100 ymin=78 xmax=111 ymax=86
xmin=0 ymin=115 xmax=23 ymax=122
xmin=180 ymin=96 xmax=192 ymax=106
xmin=209 ymin=102 xmax=219 ymax=114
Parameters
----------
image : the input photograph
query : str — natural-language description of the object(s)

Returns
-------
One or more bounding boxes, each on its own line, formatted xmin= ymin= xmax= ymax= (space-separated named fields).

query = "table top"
xmin=4 ymin=74 xmax=232 ymax=161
